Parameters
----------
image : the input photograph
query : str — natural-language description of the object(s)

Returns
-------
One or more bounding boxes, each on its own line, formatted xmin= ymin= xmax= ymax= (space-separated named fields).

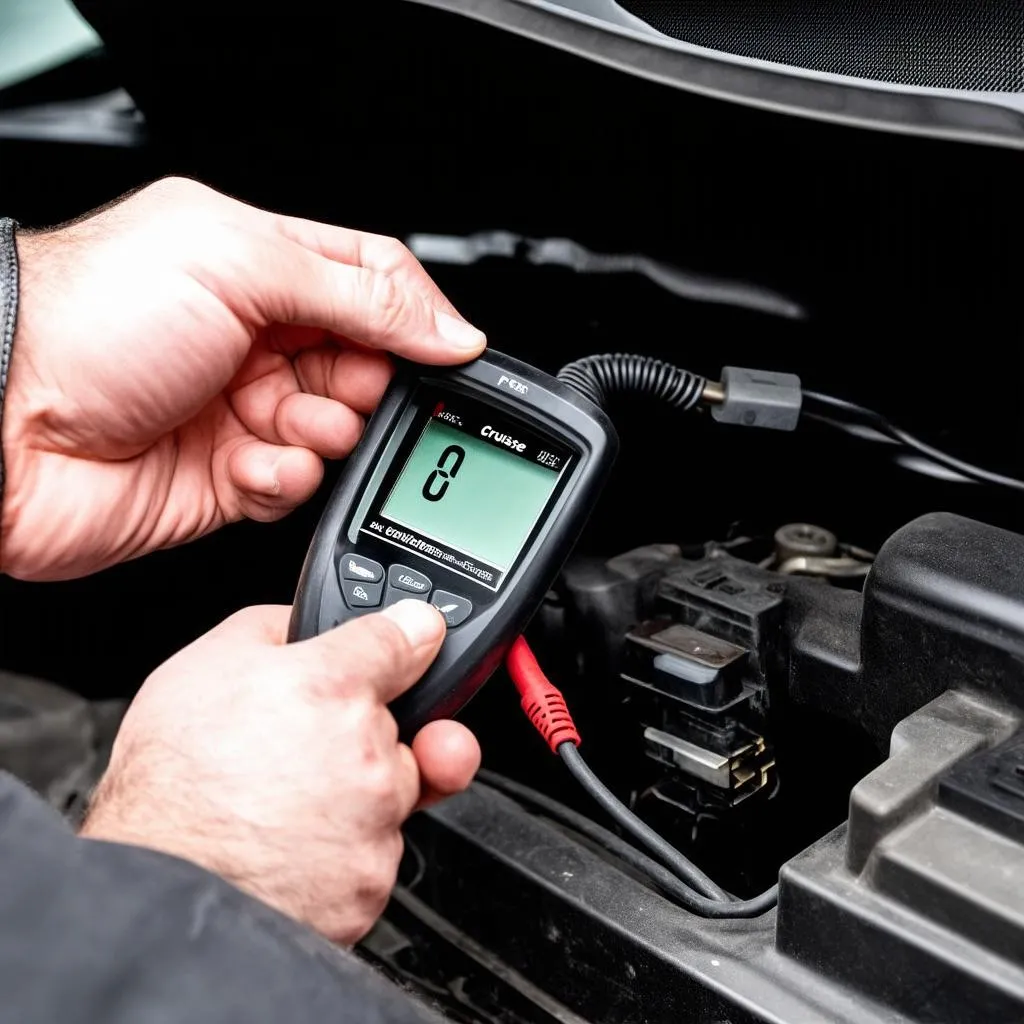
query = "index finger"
xmin=269 ymin=214 xmax=463 ymax=320
xmin=250 ymin=234 xmax=485 ymax=364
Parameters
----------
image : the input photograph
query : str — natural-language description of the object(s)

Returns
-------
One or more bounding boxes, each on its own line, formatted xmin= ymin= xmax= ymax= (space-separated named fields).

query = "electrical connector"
xmin=506 ymin=636 xmax=580 ymax=753
xmin=504 ymin=635 xmax=779 ymax=916
xmin=707 ymin=366 xmax=802 ymax=431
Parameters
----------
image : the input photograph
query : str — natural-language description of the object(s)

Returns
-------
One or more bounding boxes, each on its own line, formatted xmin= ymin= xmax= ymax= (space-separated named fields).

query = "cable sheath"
xmin=558 ymin=354 xmax=706 ymax=411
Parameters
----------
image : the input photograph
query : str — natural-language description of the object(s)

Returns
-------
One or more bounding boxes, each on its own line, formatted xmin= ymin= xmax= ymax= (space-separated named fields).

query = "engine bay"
xmin=4 ymin=2 xmax=1024 ymax=1020
xmin=359 ymin=504 xmax=1024 ymax=1022
xmin=6 ymin=328 xmax=1024 ymax=1024
xmin=345 ymin=354 xmax=1024 ymax=1023
xmin=5 ymin=278 xmax=1024 ymax=1022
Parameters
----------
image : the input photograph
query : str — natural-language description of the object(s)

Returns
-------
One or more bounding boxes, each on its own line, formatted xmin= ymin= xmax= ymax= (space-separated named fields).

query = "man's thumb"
xmin=299 ymin=599 xmax=446 ymax=703
xmin=379 ymin=600 xmax=447 ymax=650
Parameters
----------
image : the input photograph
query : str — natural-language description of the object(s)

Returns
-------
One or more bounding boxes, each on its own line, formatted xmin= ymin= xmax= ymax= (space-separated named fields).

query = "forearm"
xmin=0 ymin=772 xmax=438 ymax=1024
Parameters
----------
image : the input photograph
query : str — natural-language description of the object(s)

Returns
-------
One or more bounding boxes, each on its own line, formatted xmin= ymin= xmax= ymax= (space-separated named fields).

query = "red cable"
xmin=506 ymin=636 xmax=581 ymax=753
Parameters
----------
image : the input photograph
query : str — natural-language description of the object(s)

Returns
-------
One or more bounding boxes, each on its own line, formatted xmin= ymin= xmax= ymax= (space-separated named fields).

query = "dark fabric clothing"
xmin=0 ymin=772 xmax=438 ymax=1024
xmin=0 ymin=217 xmax=18 ymax=517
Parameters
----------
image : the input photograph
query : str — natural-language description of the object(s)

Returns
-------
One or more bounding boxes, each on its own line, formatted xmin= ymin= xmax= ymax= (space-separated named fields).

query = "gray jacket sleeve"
xmin=0 ymin=771 xmax=439 ymax=1024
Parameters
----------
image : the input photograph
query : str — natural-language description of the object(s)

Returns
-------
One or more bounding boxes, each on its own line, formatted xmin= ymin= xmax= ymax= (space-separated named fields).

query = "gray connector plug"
xmin=710 ymin=367 xmax=802 ymax=431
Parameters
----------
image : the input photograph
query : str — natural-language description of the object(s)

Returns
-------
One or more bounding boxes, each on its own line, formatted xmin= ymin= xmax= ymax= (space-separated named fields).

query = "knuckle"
xmin=361 ymin=269 xmax=413 ymax=341
xmin=125 ymin=178 xmax=234 ymax=260
xmin=375 ymin=235 xmax=416 ymax=272
xmin=357 ymin=755 xmax=402 ymax=812
xmin=142 ymin=175 xmax=211 ymax=204
xmin=343 ymin=734 xmax=410 ymax=820
xmin=380 ymin=708 xmax=400 ymax=748
xmin=347 ymin=691 xmax=383 ymax=730
xmin=354 ymin=839 xmax=402 ymax=910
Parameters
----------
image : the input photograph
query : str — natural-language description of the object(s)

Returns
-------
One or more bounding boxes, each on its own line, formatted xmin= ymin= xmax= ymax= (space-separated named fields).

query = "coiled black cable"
xmin=558 ymin=354 xmax=706 ymax=412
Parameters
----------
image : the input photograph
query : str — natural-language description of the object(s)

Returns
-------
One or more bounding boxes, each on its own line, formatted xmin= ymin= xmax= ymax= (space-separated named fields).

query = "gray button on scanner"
xmin=383 ymin=588 xmax=429 ymax=609
xmin=388 ymin=564 xmax=432 ymax=595
xmin=430 ymin=590 xmax=473 ymax=628
xmin=341 ymin=554 xmax=384 ymax=584
xmin=342 ymin=579 xmax=384 ymax=609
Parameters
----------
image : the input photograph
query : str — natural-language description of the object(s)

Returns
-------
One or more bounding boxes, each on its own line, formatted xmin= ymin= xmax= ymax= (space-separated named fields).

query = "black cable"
xmin=558 ymin=353 xmax=706 ymax=412
xmin=476 ymin=770 xmax=778 ymax=919
xmin=803 ymin=390 xmax=1024 ymax=494
xmin=476 ymin=772 xmax=701 ymax=902
xmin=557 ymin=358 xmax=1023 ymax=496
xmin=557 ymin=742 xmax=730 ymax=901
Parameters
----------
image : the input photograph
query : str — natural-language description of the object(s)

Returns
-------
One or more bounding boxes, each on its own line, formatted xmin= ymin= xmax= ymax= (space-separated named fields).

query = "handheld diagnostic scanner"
xmin=288 ymin=350 xmax=618 ymax=735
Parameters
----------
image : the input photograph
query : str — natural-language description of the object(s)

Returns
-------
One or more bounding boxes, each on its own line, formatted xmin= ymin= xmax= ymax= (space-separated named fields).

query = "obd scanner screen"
xmin=366 ymin=394 xmax=574 ymax=591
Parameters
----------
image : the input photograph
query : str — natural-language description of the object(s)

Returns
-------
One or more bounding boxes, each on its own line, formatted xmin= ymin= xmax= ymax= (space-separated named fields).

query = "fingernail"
xmin=251 ymin=452 xmax=282 ymax=496
xmin=382 ymin=599 xmax=445 ymax=648
xmin=435 ymin=311 xmax=487 ymax=353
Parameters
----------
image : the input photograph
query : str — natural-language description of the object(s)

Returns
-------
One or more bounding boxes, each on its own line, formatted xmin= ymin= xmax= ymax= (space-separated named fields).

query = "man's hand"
xmin=80 ymin=599 xmax=480 ymax=946
xmin=4 ymin=177 xmax=485 ymax=580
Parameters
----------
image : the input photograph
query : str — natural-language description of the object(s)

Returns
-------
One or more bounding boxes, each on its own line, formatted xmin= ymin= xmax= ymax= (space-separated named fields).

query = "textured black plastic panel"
xmin=617 ymin=1 xmax=1024 ymax=91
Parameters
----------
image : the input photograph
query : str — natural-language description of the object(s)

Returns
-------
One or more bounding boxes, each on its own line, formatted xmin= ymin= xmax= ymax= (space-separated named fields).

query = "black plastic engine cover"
xmin=396 ymin=512 xmax=1024 ymax=1022
xmin=860 ymin=511 xmax=1024 ymax=741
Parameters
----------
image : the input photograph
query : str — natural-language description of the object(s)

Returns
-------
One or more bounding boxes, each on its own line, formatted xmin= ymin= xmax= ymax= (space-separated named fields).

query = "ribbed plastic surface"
xmin=616 ymin=1 xmax=1024 ymax=91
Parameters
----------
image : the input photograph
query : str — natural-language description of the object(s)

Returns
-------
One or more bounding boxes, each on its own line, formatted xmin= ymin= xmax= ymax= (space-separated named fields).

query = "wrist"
xmin=81 ymin=775 xmax=230 ymax=876
xmin=80 ymin=772 xmax=284 ymax=918
xmin=0 ymin=230 xmax=89 ymax=580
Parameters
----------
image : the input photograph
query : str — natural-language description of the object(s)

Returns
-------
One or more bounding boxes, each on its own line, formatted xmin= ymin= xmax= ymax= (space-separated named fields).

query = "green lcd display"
xmin=381 ymin=418 xmax=563 ymax=573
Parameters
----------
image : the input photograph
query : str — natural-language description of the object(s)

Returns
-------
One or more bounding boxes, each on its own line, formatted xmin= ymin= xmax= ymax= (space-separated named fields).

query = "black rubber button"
xmin=430 ymin=590 xmax=473 ymax=628
xmin=340 ymin=554 xmax=384 ymax=584
xmin=388 ymin=564 xmax=432 ymax=595
xmin=383 ymin=587 xmax=429 ymax=608
xmin=342 ymin=579 xmax=384 ymax=609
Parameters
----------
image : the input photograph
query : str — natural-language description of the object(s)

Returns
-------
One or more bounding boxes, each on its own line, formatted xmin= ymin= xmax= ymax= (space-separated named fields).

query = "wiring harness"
xmin=560 ymin=351 xmax=1024 ymax=491
xmin=505 ymin=636 xmax=779 ymax=919
xmin=496 ymin=352 xmax=1024 ymax=919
